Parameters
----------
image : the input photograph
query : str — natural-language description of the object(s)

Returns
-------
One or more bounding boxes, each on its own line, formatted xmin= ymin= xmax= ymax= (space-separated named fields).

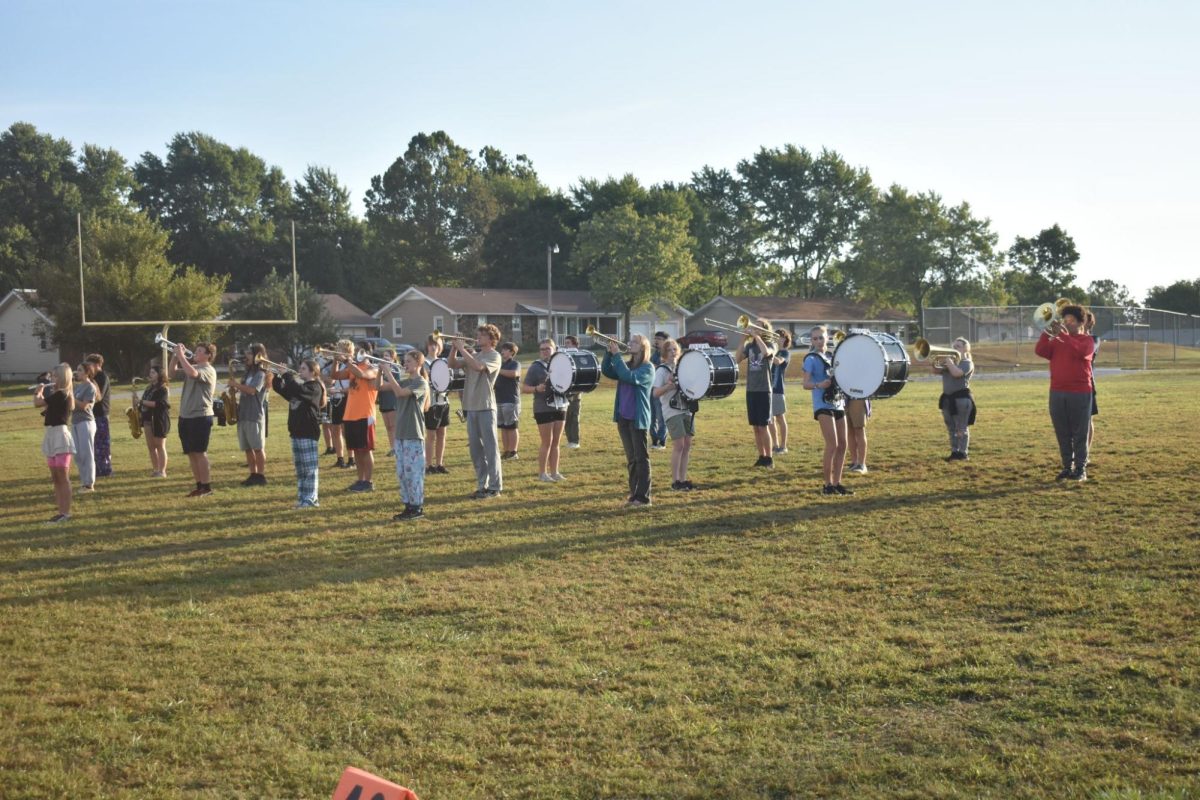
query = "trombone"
xmin=154 ymin=332 xmax=193 ymax=359
xmin=703 ymin=315 xmax=781 ymax=343
xmin=585 ymin=324 xmax=629 ymax=352
xmin=912 ymin=338 xmax=961 ymax=368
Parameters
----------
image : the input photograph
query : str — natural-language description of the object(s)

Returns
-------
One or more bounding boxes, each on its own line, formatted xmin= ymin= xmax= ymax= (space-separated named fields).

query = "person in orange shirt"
xmin=331 ymin=339 xmax=380 ymax=492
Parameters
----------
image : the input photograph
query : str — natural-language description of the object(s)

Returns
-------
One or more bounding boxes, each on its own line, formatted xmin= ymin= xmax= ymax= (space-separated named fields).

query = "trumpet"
xmin=247 ymin=353 xmax=292 ymax=375
xmin=585 ymin=324 xmax=629 ymax=352
xmin=912 ymin=338 xmax=961 ymax=368
xmin=313 ymin=346 xmax=352 ymax=362
xmin=434 ymin=330 xmax=475 ymax=343
xmin=153 ymin=333 xmax=193 ymax=359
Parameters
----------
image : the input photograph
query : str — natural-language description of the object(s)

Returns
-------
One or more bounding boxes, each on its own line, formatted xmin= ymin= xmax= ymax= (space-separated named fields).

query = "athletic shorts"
xmin=179 ymin=415 xmax=214 ymax=454
xmin=534 ymin=409 xmax=566 ymax=426
xmin=846 ymin=399 xmax=869 ymax=429
xmin=771 ymin=392 xmax=787 ymax=417
xmin=814 ymin=408 xmax=846 ymax=421
xmin=46 ymin=453 xmax=73 ymax=469
xmin=666 ymin=413 xmax=694 ymax=441
xmin=329 ymin=396 xmax=347 ymax=425
xmin=746 ymin=391 xmax=771 ymax=427
xmin=497 ymin=402 xmax=520 ymax=430
xmin=424 ymin=404 xmax=450 ymax=430
xmin=237 ymin=417 xmax=266 ymax=451
xmin=343 ymin=418 xmax=375 ymax=451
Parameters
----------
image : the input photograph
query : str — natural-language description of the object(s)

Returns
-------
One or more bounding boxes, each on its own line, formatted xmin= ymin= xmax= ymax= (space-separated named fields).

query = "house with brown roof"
xmin=687 ymin=295 xmax=915 ymax=342
xmin=221 ymin=293 xmax=380 ymax=340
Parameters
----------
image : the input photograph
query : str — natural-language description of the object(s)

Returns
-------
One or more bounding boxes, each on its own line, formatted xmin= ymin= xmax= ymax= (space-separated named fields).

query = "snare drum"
xmin=429 ymin=358 xmax=465 ymax=394
xmin=676 ymin=346 xmax=738 ymax=401
xmin=548 ymin=349 xmax=600 ymax=395
xmin=831 ymin=331 xmax=910 ymax=399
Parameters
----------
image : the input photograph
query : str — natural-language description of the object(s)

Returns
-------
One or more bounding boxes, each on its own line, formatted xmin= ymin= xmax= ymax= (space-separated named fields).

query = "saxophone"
xmin=223 ymin=358 xmax=241 ymax=425
xmin=127 ymin=377 xmax=145 ymax=439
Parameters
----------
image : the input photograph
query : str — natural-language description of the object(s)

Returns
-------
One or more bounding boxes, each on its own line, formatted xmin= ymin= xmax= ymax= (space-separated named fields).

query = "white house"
xmin=0 ymin=289 xmax=61 ymax=380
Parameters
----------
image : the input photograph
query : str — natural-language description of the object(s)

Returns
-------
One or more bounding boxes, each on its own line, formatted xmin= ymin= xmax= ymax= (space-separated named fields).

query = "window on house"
xmin=39 ymin=335 xmax=49 ymax=351
xmin=477 ymin=315 xmax=487 ymax=328
xmin=511 ymin=316 xmax=522 ymax=332
xmin=0 ymin=331 xmax=5 ymax=352
xmin=433 ymin=315 xmax=444 ymax=334
xmin=392 ymin=317 xmax=403 ymax=338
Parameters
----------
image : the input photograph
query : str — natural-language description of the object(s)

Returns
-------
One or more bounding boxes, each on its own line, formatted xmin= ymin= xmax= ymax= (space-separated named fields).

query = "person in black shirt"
xmin=85 ymin=353 xmax=113 ymax=477
xmin=272 ymin=359 xmax=327 ymax=508
xmin=139 ymin=363 xmax=171 ymax=477
xmin=35 ymin=363 xmax=76 ymax=523
xmin=496 ymin=342 xmax=521 ymax=460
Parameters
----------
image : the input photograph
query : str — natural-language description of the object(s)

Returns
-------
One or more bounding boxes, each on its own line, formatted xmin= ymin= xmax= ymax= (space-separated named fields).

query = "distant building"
xmin=0 ymin=289 xmax=61 ymax=380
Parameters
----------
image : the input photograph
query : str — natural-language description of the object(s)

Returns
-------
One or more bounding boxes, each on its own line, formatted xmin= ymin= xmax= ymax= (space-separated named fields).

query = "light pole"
xmin=547 ymin=243 xmax=559 ymax=341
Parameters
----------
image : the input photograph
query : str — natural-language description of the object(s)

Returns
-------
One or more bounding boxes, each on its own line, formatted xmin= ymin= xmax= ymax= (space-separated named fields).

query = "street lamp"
xmin=547 ymin=243 xmax=559 ymax=340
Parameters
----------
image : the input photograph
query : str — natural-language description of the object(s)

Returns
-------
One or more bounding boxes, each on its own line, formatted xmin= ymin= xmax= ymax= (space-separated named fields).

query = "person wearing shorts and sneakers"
xmin=496 ymin=342 xmax=521 ymax=461
xmin=232 ymin=343 xmax=270 ymax=486
xmin=424 ymin=334 xmax=451 ymax=474
xmin=845 ymin=398 xmax=870 ymax=474
xmin=803 ymin=326 xmax=850 ymax=496
xmin=769 ymin=329 xmax=791 ymax=455
xmin=523 ymin=338 xmax=567 ymax=483
xmin=35 ymin=364 xmax=76 ymax=523
xmin=652 ymin=339 xmax=694 ymax=491
xmin=332 ymin=343 xmax=379 ymax=492
xmin=171 ymin=341 xmax=217 ymax=497
xmin=736 ymin=318 xmax=777 ymax=468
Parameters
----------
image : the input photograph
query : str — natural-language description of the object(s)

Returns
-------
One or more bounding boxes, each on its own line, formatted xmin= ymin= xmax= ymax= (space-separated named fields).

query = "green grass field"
xmin=1 ymin=370 xmax=1197 ymax=799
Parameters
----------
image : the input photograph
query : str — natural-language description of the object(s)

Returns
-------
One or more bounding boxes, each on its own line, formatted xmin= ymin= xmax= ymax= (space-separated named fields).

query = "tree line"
xmin=3 ymin=121 xmax=1195 ymax=372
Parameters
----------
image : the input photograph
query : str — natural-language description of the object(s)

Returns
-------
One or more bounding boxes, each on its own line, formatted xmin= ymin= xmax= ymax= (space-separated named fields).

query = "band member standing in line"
xmin=36 ymin=363 xmax=75 ymax=523
xmin=802 ymin=326 xmax=851 ymax=496
xmin=272 ymin=359 xmax=327 ymax=509
xmin=652 ymin=338 xmax=694 ymax=491
xmin=769 ymin=329 xmax=792 ymax=456
xmin=1035 ymin=304 xmax=1094 ymax=482
xmin=231 ymin=343 xmax=269 ymax=486
xmin=562 ymin=334 xmax=583 ymax=450
xmin=84 ymin=353 xmax=113 ymax=478
xmin=170 ymin=341 xmax=217 ymax=497
xmin=332 ymin=340 xmax=379 ymax=492
xmin=72 ymin=362 xmax=98 ymax=492
xmin=522 ymin=338 xmax=567 ymax=483
xmin=1084 ymin=311 xmax=1100 ymax=463
xmin=375 ymin=349 xmax=400 ymax=458
xmin=844 ymin=398 xmax=870 ymax=474
xmin=496 ymin=342 xmax=521 ymax=461
xmin=449 ymin=324 xmax=503 ymax=499
xmin=381 ymin=350 xmax=430 ymax=520
xmin=139 ymin=364 xmax=170 ymax=477
xmin=601 ymin=333 xmax=654 ymax=508
xmin=933 ymin=338 xmax=975 ymax=461
xmin=649 ymin=331 xmax=669 ymax=450
xmin=424 ymin=334 xmax=451 ymax=474
xmin=322 ymin=343 xmax=351 ymax=468
xmin=736 ymin=318 xmax=777 ymax=469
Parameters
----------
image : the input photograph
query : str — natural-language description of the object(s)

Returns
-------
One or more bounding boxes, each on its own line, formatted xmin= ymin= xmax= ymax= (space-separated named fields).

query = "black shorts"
xmin=534 ymin=410 xmax=566 ymax=426
xmin=179 ymin=415 xmax=213 ymax=454
xmin=424 ymin=404 xmax=450 ymax=430
xmin=330 ymin=396 xmax=347 ymax=425
xmin=814 ymin=408 xmax=846 ymax=421
xmin=746 ymin=391 xmax=771 ymax=427
xmin=343 ymin=418 xmax=375 ymax=451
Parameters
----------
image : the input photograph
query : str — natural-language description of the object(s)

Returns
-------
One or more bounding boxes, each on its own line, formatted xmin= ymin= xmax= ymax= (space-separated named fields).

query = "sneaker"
xmin=683 ymin=480 xmax=695 ymax=490
xmin=240 ymin=475 xmax=257 ymax=487
xmin=945 ymin=453 xmax=959 ymax=462
xmin=822 ymin=485 xmax=836 ymax=495
xmin=324 ymin=446 xmax=336 ymax=455
xmin=848 ymin=464 xmax=868 ymax=474
xmin=485 ymin=488 xmax=501 ymax=498
xmin=1056 ymin=468 xmax=1073 ymax=481
xmin=1071 ymin=469 xmax=1088 ymax=482
xmin=539 ymin=473 xmax=555 ymax=482
xmin=348 ymin=480 xmax=374 ymax=493
xmin=833 ymin=484 xmax=854 ymax=495
xmin=455 ymin=409 xmax=467 ymax=422
xmin=470 ymin=489 xmax=489 ymax=500
xmin=567 ymin=442 xmax=580 ymax=449
xmin=650 ymin=444 xmax=666 ymax=451
xmin=772 ymin=446 xmax=788 ymax=454
xmin=753 ymin=456 xmax=767 ymax=467
xmin=671 ymin=480 xmax=686 ymax=491
xmin=334 ymin=458 xmax=345 ymax=469
xmin=764 ymin=456 xmax=774 ymax=469
xmin=393 ymin=505 xmax=416 ymax=521
xmin=955 ymin=452 xmax=969 ymax=461
xmin=501 ymin=451 xmax=519 ymax=461
xmin=46 ymin=513 xmax=69 ymax=524
xmin=435 ymin=465 xmax=448 ymax=474
xmin=195 ymin=485 xmax=213 ymax=497
xmin=625 ymin=499 xmax=650 ymax=508
xmin=550 ymin=473 xmax=565 ymax=482
xmin=425 ymin=466 xmax=434 ymax=475
xmin=187 ymin=486 xmax=204 ymax=497
xmin=346 ymin=458 xmax=356 ymax=468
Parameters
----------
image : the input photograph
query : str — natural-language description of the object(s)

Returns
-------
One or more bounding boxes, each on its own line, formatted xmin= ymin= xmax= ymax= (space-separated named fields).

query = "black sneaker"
xmin=753 ymin=456 xmax=768 ymax=467
xmin=833 ymin=484 xmax=854 ymax=495
xmin=764 ymin=456 xmax=774 ymax=469
xmin=254 ymin=473 xmax=268 ymax=485
xmin=1071 ymin=469 xmax=1088 ymax=482
xmin=240 ymin=475 xmax=256 ymax=487
xmin=393 ymin=505 xmax=414 ymax=521
xmin=195 ymin=484 xmax=213 ymax=497
xmin=348 ymin=480 xmax=373 ymax=493
xmin=324 ymin=447 xmax=336 ymax=455
xmin=484 ymin=489 xmax=501 ymax=499
xmin=822 ymin=484 xmax=836 ymax=495
xmin=670 ymin=481 xmax=686 ymax=491
xmin=683 ymin=480 xmax=695 ymax=491
xmin=435 ymin=465 xmax=448 ymax=474
xmin=470 ymin=489 xmax=488 ymax=500
xmin=945 ymin=452 xmax=959 ymax=462
xmin=334 ymin=458 xmax=345 ymax=469
xmin=346 ymin=458 xmax=356 ymax=468
xmin=955 ymin=452 xmax=969 ymax=461
xmin=1056 ymin=468 xmax=1072 ymax=481
xmin=408 ymin=505 xmax=425 ymax=519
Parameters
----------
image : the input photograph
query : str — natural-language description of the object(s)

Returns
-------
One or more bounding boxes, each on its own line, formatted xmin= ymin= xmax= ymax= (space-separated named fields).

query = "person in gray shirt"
xmin=170 ymin=341 xmax=218 ymax=496
xmin=230 ymin=343 xmax=270 ymax=487
xmin=934 ymin=337 xmax=976 ymax=461
xmin=448 ymin=324 xmax=503 ymax=498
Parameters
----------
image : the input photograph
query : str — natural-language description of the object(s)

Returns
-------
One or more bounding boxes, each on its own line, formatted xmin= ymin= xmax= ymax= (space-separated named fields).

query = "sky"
xmin=3 ymin=0 xmax=1197 ymax=301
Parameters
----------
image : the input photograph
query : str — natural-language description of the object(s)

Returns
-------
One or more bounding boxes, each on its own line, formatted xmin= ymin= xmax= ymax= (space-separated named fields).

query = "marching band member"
xmin=381 ymin=350 xmax=430 ymax=520
xmin=449 ymin=324 xmax=503 ymax=499
xmin=652 ymin=338 xmax=694 ymax=491
xmin=321 ymin=342 xmax=350 ymax=469
xmin=170 ymin=341 xmax=217 ymax=497
xmin=802 ymin=326 xmax=851 ymax=495
xmin=496 ymin=342 xmax=521 ymax=461
xmin=601 ymin=333 xmax=654 ymax=508
xmin=736 ymin=318 xmax=777 ymax=468
xmin=84 ymin=353 xmax=113 ymax=478
xmin=231 ymin=343 xmax=270 ymax=486
xmin=522 ymin=338 xmax=567 ymax=482
xmin=1035 ymin=304 xmax=1094 ymax=482
xmin=72 ymin=362 xmax=98 ymax=492
xmin=272 ymin=358 xmax=326 ymax=509
xmin=844 ymin=398 xmax=870 ymax=474
xmin=331 ymin=339 xmax=379 ymax=492
xmin=769 ymin=329 xmax=792 ymax=456
xmin=375 ymin=348 xmax=400 ymax=457
xmin=649 ymin=331 xmax=670 ymax=450
xmin=1085 ymin=311 xmax=1100 ymax=462
xmin=424 ymin=334 xmax=451 ymax=474
xmin=934 ymin=337 xmax=975 ymax=461
xmin=139 ymin=364 xmax=170 ymax=477
xmin=35 ymin=363 xmax=76 ymax=523
xmin=562 ymin=334 xmax=583 ymax=450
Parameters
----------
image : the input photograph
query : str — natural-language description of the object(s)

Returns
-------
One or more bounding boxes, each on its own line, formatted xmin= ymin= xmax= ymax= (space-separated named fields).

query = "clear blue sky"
xmin=3 ymin=0 xmax=1197 ymax=301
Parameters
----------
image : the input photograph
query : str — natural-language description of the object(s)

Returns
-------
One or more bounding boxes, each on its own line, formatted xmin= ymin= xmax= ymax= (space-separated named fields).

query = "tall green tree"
xmin=225 ymin=273 xmax=339 ymax=364
xmin=926 ymin=201 xmax=1001 ymax=307
xmin=1086 ymin=278 xmax=1136 ymax=309
xmin=291 ymin=165 xmax=367 ymax=303
xmin=1144 ymin=278 xmax=1200 ymax=314
xmin=480 ymin=193 xmax=577 ymax=289
xmin=739 ymin=145 xmax=874 ymax=298
xmin=574 ymin=205 xmax=700 ymax=334
xmin=1005 ymin=224 xmax=1081 ymax=302
xmin=689 ymin=166 xmax=765 ymax=297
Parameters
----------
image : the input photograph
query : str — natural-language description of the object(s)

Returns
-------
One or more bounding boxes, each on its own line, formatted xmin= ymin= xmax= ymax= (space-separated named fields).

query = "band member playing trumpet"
xmin=802 ymin=326 xmax=851 ymax=495
xmin=649 ymin=331 xmax=669 ymax=449
xmin=72 ymin=362 xmax=98 ymax=492
xmin=769 ymin=329 xmax=792 ymax=456
xmin=170 ymin=341 xmax=217 ymax=497
xmin=449 ymin=324 xmax=503 ymax=499
xmin=140 ymin=364 xmax=170 ymax=477
xmin=522 ymin=338 xmax=566 ymax=482
xmin=84 ymin=353 xmax=113 ymax=478
xmin=36 ymin=363 xmax=76 ymax=523
xmin=497 ymin=342 xmax=521 ymax=461
xmin=736 ymin=318 xmax=777 ymax=468
xmin=381 ymin=350 xmax=430 ymax=520
xmin=424 ymin=334 xmax=451 ymax=474
xmin=933 ymin=338 xmax=975 ymax=461
xmin=375 ymin=349 xmax=400 ymax=457
xmin=1035 ymin=304 xmax=1094 ymax=482
xmin=331 ymin=339 xmax=379 ymax=492
xmin=272 ymin=358 xmax=327 ymax=508
xmin=231 ymin=343 xmax=270 ymax=486
xmin=601 ymin=333 xmax=654 ymax=508
xmin=652 ymin=338 xmax=694 ymax=491
xmin=562 ymin=334 xmax=583 ymax=450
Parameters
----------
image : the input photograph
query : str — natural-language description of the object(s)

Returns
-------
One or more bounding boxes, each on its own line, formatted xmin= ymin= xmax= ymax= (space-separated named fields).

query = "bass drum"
xmin=548 ymin=349 xmax=600 ymax=394
xmin=831 ymin=331 xmax=910 ymax=399
xmin=675 ymin=347 xmax=738 ymax=401
xmin=429 ymin=357 xmax=465 ymax=394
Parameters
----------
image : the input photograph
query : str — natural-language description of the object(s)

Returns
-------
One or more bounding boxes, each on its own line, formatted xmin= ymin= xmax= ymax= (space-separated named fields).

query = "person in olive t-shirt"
xmin=448 ymin=324 xmax=503 ymax=498
xmin=381 ymin=350 xmax=430 ymax=520
xmin=170 ymin=341 xmax=218 ymax=497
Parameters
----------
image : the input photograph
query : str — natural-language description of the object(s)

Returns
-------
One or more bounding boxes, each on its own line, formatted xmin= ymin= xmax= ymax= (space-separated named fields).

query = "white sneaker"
xmin=567 ymin=442 xmax=580 ymax=449
xmin=550 ymin=473 xmax=565 ymax=482
xmin=849 ymin=464 xmax=868 ymax=474
xmin=539 ymin=473 xmax=555 ymax=482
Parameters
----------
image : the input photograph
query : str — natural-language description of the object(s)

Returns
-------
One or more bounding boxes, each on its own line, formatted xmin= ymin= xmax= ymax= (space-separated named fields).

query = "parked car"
xmin=677 ymin=329 xmax=729 ymax=349
xmin=355 ymin=337 xmax=395 ymax=353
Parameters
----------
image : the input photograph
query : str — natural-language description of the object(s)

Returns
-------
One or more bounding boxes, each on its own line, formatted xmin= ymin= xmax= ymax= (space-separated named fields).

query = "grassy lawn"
xmin=0 ymin=370 xmax=1197 ymax=798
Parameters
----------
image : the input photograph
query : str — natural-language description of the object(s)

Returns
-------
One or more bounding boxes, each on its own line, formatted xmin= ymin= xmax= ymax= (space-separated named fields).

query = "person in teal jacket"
xmin=601 ymin=333 xmax=654 ymax=507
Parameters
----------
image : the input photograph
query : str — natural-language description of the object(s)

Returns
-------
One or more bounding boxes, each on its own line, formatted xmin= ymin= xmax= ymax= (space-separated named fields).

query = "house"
xmin=0 ymin=289 xmax=62 ymax=380
xmin=220 ymin=293 xmax=381 ymax=340
xmin=687 ymin=296 xmax=915 ymax=344
xmin=373 ymin=286 xmax=690 ymax=350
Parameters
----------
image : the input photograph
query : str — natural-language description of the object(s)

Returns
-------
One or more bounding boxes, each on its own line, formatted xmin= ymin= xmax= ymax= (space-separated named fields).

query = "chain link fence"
xmin=921 ymin=305 xmax=1200 ymax=370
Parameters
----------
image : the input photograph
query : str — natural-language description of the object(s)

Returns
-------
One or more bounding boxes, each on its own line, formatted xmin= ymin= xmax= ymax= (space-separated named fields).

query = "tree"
xmin=738 ymin=145 xmax=874 ymax=298
xmin=1005 ymin=224 xmax=1080 ymax=301
xmin=689 ymin=166 xmax=766 ymax=297
xmin=1145 ymin=278 xmax=1200 ymax=315
xmin=225 ymin=273 xmax=339 ymax=364
xmin=1086 ymin=278 xmax=1136 ymax=309
xmin=574 ymin=206 xmax=700 ymax=334
xmin=291 ymin=165 xmax=367 ymax=303
xmin=480 ymin=194 xmax=577 ymax=289
xmin=927 ymin=201 xmax=1001 ymax=307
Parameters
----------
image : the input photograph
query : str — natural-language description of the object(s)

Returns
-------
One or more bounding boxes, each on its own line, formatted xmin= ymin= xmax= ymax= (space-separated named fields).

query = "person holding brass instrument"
xmin=170 ymin=341 xmax=217 ymax=497
xmin=231 ymin=343 xmax=270 ymax=486
xmin=331 ymin=339 xmax=379 ymax=492
xmin=36 ymin=363 xmax=76 ymax=523
xmin=802 ymin=325 xmax=851 ymax=496
xmin=375 ymin=349 xmax=400 ymax=458
xmin=1084 ymin=311 xmax=1099 ymax=463
xmin=652 ymin=338 xmax=694 ymax=491
xmin=522 ymin=338 xmax=567 ymax=483
xmin=140 ymin=364 xmax=170 ymax=477
xmin=1035 ymin=304 xmax=1094 ymax=482
xmin=601 ymin=333 xmax=654 ymax=508
xmin=72 ymin=362 xmax=98 ymax=492
xmin=736 ymin=318 xmax=777 ymax=468
xmin=381 ymin=350 xmax=430 ymax=520
xmin=769 ymin=329 xmax=792 ymax=456
xmin=933 ymin=337 xmax=975 ymax=462
xmin=272 ymin=358 xmax=326 ymax=509
xmin=496 ymin=342 xmax=522 ymax=461
xmin=424 ymin=334 xmax=451 ymax=474
xmin=562 ymin=334 xmax=583 ymax=449
xmin=649 ymin=331 xmax=670 ymax=450
xmin=449 ymin=324 xmax=503 ymax=499
xmin=320 ymin=342 xmax=351 ymax=469
xmin=84 ymin=353 xmax=113 ymax=478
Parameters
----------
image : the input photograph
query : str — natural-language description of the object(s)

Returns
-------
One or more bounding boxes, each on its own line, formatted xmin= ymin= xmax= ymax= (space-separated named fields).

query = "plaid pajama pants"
xmin=291 ymin=437 xmax=320 ymax=506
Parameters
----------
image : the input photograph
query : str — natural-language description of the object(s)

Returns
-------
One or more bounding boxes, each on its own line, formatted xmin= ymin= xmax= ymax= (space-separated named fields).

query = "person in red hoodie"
xmin=1034 ymin=303 xmax=1094 ymax=482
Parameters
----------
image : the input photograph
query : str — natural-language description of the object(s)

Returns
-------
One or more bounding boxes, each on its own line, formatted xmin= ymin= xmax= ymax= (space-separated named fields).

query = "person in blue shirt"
xmin=601 ymin=333 xmax=654 ymax=508
xmin=769 ymin=328 xmax=792 ymax=455
xmin=802 ymin=325 xmax=851 ymax=496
